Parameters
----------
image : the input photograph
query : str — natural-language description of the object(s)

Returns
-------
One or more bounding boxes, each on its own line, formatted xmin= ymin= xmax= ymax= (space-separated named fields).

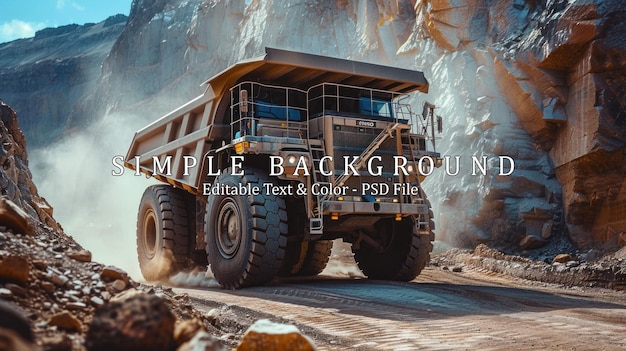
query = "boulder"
xmin=553 ymin=253 xmax=574 ymax=264
xmin=0 ymin=301 xmax=34 ymax=343
xmin=49 ymin=311 xmax=82 ymax=333
xmin=235 ymin=319 xmax=317 ymax=351
xmin=86 ymin=293 xmax=175 ymax=351
xmin=67 ymin=250 xmax=92 ymax=263
xmin=0 ymin=255 xmax=30 ymax=285
xmin=0 ymin=197 xmax=31 ymax=235
xmin=100 ymin=265 xmax=129 ymax=284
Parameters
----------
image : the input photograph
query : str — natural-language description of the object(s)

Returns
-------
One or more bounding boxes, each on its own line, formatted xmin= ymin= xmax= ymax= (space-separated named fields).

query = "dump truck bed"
xmin=124 ymin=47 xmax=429 ymax=192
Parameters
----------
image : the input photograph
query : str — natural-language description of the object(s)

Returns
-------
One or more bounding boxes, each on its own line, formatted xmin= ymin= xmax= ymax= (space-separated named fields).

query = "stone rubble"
xmin=433 ymin=244 xmax=626 ymax=290
xmin=0 ymin=99 xmax=317 ymax=350
xmin=0 ymin=209 xmax=247 ymax=351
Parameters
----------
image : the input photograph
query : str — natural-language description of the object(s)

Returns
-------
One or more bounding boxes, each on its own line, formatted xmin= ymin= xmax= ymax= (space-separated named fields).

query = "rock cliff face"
xmin=3 ymin=0 xmax=625 ymax=256
xmin=0 ymin=101 xmax=60 ymax=231
xmin=0 ymin=15 xmax=127 ymax=148
xmin=421 ymin=0 xmax=626 ymax=250
xmin=414 ymin=0 xmax=626 ymax=251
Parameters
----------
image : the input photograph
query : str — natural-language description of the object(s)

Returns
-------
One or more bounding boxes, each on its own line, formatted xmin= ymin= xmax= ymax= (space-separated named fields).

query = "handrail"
xmin=230 ymin=81 xmax=308 ymax=139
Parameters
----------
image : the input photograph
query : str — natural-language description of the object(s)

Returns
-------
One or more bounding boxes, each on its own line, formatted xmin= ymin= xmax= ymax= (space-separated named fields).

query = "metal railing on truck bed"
xmin=123 ymin=47 xmax=429 ymax=191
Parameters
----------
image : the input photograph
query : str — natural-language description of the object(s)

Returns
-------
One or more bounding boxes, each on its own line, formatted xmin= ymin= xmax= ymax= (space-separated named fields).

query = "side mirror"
xmin=422 ymin=101 xmax=435 ymax=120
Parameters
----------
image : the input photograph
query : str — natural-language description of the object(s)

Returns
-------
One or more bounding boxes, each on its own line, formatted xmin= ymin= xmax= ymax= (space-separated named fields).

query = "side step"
xmin=307 ymin=139 xmax=326 ymax=236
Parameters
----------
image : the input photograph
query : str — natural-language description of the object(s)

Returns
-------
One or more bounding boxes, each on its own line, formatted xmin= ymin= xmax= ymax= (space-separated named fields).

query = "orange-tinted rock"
xmin=553 ymin=253 xmax=574 ymax=264
xmin=67 ymin=250 xmax=92 ymax=263
xmin=0 ymin=198 xmax=31 ymax=235
xmin=493 ymin=56 xmax=556 ymax=150
xmin=100 ymin=265 xmax=129 ymax=284
xmin=174 ymin=318 xmax=206 ymax=346
xmin=0 ymin=255 xmax=30 ymax=285
xmin=235 ymin=319 xmax=317 ymax=351
xmin=49 ymin=311 xmax=83 ymax=332
xmin=487 ymin=0 xmax=626 ymax=249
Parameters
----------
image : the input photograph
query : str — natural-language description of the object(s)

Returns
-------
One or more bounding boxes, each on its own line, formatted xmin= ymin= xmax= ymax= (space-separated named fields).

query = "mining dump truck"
xmin=124 ymin=48 xmax=441 ymax=289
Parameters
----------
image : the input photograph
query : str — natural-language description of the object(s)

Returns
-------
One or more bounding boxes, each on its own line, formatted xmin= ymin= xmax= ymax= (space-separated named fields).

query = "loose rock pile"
xmin=0 ymin=101 xmax=317 ymax=350
xmin=0 ymin=204 xmax=223 ymax=350
xmin=432 ymin=244 xmax=626 ymax=290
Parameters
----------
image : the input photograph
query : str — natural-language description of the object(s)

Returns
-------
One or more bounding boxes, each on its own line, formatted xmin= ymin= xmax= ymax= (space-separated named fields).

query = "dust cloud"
xmin=321 ymin=240 xmax=365 ymax=278
xmin=31 ymin=114 xmax=155 ymax=280
xmin=169 ymin=269 xmax=220 ymax=288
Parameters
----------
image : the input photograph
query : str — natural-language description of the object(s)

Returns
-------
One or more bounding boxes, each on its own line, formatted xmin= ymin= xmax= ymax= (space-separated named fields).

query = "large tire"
xmin=353 ymin=214 xmax=433 ymax=281
xmin=279 ymin=240 xmax=333 ymax=276
xmin=279 ymin=241 xmax=307 ymax=276
xmin=137 ymin=184 xmax=193 ymax=281
xmin=205 ymin=168 xmax=288 ymax=289
xmin=297 ymin=240 xmax=334 ymax=276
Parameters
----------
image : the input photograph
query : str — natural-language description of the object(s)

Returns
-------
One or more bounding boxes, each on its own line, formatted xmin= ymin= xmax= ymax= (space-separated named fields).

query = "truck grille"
xmin=332 ymin=125 xmax=398 ymax=197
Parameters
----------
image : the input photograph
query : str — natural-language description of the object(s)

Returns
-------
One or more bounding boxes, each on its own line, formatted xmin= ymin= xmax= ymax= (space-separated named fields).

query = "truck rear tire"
xmin=280 ymin=240 xmax=334 ymax=276
xmin=297 ymin=240 xmax=333 ymax=276
xmin=279 ymin=241 xmax=306 ymax=276
xmin=353 ymin=215 xmax=432 ymax=281
xmin=136 ymin=184 xmax=193 ymax=281
xmin=205 ymin=168 xmax=288 ymax=289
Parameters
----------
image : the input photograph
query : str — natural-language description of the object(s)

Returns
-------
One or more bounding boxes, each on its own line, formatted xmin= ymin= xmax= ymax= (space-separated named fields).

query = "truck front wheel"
xmin=205 ymin=169 xmax=288 ymax=289
xmin=136 ymin=185 xmax=193 ymax=281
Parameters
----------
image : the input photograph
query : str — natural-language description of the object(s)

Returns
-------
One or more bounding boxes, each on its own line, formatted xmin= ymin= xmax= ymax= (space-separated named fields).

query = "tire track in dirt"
xmin=176 ymin=267 xmax=626 ymax=350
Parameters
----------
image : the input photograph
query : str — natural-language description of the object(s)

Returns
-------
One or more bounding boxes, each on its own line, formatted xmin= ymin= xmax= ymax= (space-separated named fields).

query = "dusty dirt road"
xmin=174 ymin=252 xmax=626 ymax=350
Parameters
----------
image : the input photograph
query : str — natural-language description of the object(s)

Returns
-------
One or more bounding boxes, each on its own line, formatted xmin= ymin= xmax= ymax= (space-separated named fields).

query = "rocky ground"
xmin=329 ymin=237 xmax=626 ymax=291
xmin=2 ymin=95 xmax=626 ymax=350
xmin=0 ymin=220 xmax=223 ymax=351
xmin=0 ymin=99 xmax=223 ymax=350
xmin=0 ymin=101 xmax=316 ymax=351
xmin=0 ymin=217 xmax=318 ymax=351
xmin=431 ymin=243 xmax=626 ymax=291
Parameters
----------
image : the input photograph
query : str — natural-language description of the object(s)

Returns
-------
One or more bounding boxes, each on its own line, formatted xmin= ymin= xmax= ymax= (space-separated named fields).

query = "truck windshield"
xmin=255 ymin=100 xmax=303 ymax=121
xmin=307 ymin=83 xmax=398 ymax=120
xmin=359 ymin=97 xmax=393 ymax=118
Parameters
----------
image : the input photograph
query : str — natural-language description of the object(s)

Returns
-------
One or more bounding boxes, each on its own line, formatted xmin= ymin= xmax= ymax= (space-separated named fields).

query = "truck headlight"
xmin=287 ymin=155 xmax=297 ymax=165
